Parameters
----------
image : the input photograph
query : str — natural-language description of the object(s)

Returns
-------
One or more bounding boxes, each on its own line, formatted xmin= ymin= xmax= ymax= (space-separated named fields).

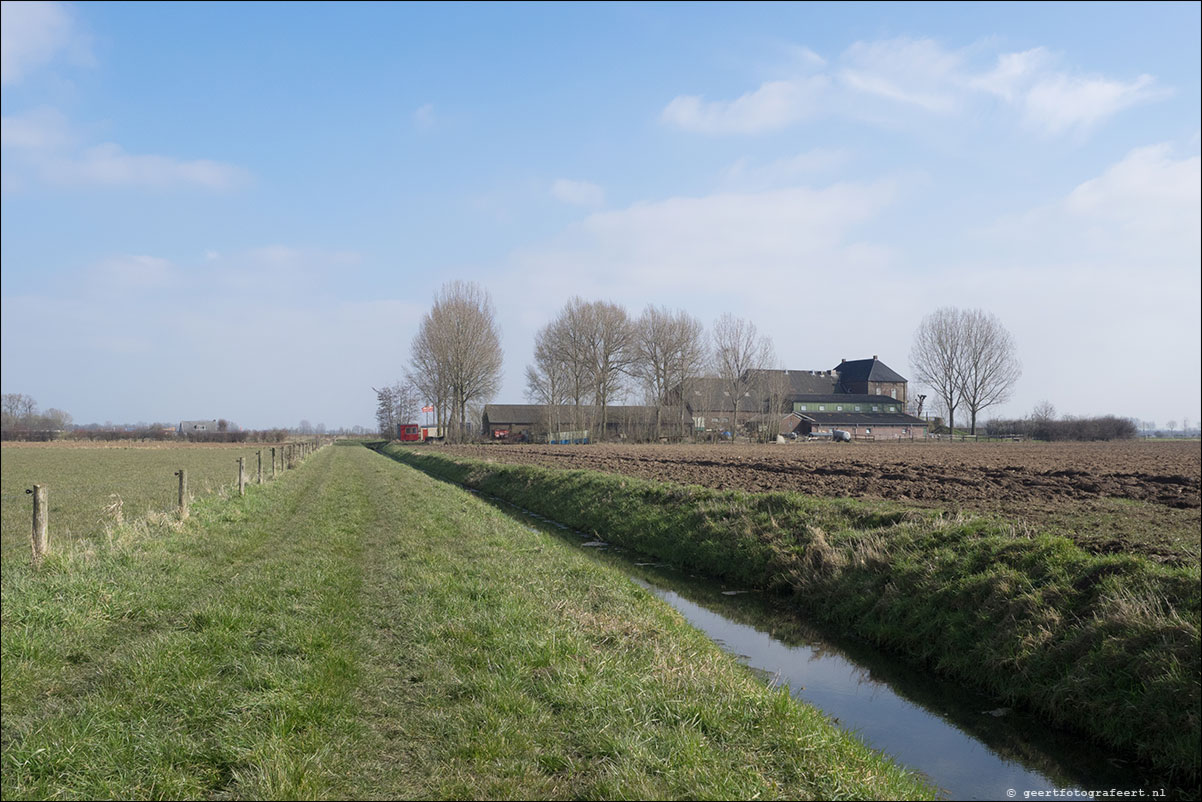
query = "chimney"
xmin=872 ymin=354 xmax=878 ymax=360
xmin=841 ymin=358 xmax=846 ymax=364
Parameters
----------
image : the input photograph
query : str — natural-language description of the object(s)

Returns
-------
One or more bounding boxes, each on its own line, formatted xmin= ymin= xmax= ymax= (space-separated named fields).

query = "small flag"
xmin=421 ymin=405 xmax=434 ymax=413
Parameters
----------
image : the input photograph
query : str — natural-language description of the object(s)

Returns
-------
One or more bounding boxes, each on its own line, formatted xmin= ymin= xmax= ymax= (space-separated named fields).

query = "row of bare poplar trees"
xmin=525 ymin=299 xmax=783 ymax=441
xmin=380 ymin=280 xmax=785 ymax=443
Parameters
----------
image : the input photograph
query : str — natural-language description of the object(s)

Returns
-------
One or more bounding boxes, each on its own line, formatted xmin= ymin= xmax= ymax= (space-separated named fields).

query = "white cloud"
xmin=839 ymin=37 xmax=965 ymax=113
xmin=494 ymin=144 xmax=1200 ymax=423
xmin=932 ymin=144 xmax=1201 ymax=420
xmin=496 ymin=178 xmax=899 ymax=384
xmin=0 ymin=106 xmax=74 ymax=149
xmin=662 ymin=36 xmax=1168 ymax=137
xmin=988 ymin=143 xmax=1200 ymax=265
xmin=3 ymin=115 xmax=250 ymax=190
xmin=722 ymin=147 xmax=850 ymax=188
xmin=1018 ymin=73 xmax=1164 ymax=135
xmin=90 ymin=254 xmax=177 ymax=290
xmin=1 ymin=0 xmax=91 ymax=85
xmin=1 ymin=245 xmax=391 ymax=428
xmin=550 ymin=178 xmax=605 ymax=207
xmin=414 ymin=103 xmax=436 ymax=129
xmin=661 ymin=76 xmax=829 ymax=134
xmin=2 ymin=7 xmax=245 ymax=192
xmin=37 ymin=142 xmax=248 ymax=189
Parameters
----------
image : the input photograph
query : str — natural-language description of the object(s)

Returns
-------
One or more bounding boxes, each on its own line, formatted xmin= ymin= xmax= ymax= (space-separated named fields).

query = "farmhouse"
xmin=178 ymin=419 xmax=219 ymax=435
xmin=479 ymin=356 xmax=926 ymax=443
xmin=685 ymin=356 xmax=926 ymax=440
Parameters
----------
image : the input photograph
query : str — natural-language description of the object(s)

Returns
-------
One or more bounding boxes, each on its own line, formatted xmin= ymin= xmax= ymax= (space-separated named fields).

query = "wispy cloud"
xmin=660 ymin=76 xmax=829 ymax=134
xmin=414 ymin=103 xmax=436 ymax=130
xmin=550 ymin=178 xmax=604 ymax=207
xmin=2 ymin=111 xmax=250 ymax=191
xmin=722 ymin=148 xmax=850 ymax=189
xmin=1 ymin=0 xmax=92 ymax=86
xmin=662 ymin=37 xmax=1168 ymax=136
xmin=839 ymin=37 xmax=964 ymax=113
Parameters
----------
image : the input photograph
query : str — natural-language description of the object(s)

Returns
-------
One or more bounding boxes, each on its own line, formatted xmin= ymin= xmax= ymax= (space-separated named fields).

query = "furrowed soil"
xmin=435 ymin=441 xmax=1202 ymax=563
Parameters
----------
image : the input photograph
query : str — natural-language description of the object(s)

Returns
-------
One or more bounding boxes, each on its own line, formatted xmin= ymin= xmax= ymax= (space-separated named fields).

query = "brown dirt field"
xmin=433 ymin=440 xmax=1202 ymax=562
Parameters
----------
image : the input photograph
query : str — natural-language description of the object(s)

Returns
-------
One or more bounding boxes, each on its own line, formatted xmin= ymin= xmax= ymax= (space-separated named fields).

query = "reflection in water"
xmin=479 ymin=492 xmax=1178 ymax=802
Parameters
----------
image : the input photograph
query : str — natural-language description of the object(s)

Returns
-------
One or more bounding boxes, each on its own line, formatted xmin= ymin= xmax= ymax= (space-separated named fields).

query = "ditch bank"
xmin=379 ymin=444 xmax=1201 ymax=782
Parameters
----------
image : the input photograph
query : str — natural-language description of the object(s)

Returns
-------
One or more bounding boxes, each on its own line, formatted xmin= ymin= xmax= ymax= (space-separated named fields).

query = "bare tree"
xmin=631 ymin=305 xmax=706 ymax=441
xmin=525 ymin=323 xmax=569 ymax=441
xmin=910 ymin=308 xmax=965 ymax=437
xmin=409 ymin=281 xmax=504 ymax=443
xmin=958 ymin=309 xmax=1021 ymax=435
xmin=2 ymin=393 xmax=39 ymax=431
xmin=374 ymin=381 xmax=421 ymax=438
xmin=542 ymin=297 xmax=596 ymax=435
xmin=711 ymin=314 xmax=775 ymax=443
xmin=1030 ymin=400 xmax=1056 ymax=422
xmin=582 ymin=300 xmax=634 ymax=442
xmin=911 ymin=307 xmax=1022 ymax=437
xmin=750 ymin=367 xmax=789 ymax=442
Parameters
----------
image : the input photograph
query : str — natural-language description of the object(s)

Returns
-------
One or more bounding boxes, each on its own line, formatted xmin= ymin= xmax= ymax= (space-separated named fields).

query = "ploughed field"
xmin=436 ymin=440 xmax=1202 ymax=562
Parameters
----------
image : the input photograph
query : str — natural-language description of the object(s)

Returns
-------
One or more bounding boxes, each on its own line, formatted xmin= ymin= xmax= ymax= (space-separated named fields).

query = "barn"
xmin=482 ymin=404 xmax=670 ymax=443
xmin=686 ymin=356 xmax=927 ymax=439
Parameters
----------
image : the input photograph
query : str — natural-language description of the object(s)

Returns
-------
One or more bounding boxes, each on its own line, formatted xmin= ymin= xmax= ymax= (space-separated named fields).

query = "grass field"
xmin=1 ymin=442 xmax=294 ymax=560
xmin=1 ymin=442 xmax=933 ymax=800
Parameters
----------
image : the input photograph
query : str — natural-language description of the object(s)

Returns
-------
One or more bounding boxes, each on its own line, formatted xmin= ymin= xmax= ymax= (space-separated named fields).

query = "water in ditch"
xmin=470 ymin=490 xmax=1180 ymax=802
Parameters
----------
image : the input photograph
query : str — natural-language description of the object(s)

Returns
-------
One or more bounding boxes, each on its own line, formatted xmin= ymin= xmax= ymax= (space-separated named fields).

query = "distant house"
xmin=178 ymin=419 xmax=219 ymax=435
xmin=685 ymin=356 xmax=926 ymax=440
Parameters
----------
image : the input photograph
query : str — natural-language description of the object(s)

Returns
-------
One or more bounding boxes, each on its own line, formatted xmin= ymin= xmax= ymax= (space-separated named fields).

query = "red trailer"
xmin=398 ymin=424 xmax=422 ymax=442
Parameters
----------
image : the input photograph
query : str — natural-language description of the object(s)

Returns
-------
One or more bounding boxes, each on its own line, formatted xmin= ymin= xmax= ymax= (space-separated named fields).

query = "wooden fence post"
xmin=257 ymin=450 xmax=263 ymax=484
xmin=238 ymin=457 xmax=246 ymax=496
xmin=29 ymin=485 xmax=48 ymax=565
xmin=272 ymin=447 xmax=277 ymax=479
xmin=176 ymin=469 xmax=189 ymax=520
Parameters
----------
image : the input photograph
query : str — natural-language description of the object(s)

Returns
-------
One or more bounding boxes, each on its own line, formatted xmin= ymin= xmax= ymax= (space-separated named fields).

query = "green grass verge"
xmin=381 ymin=444 xmax=1202 ymax=782
xmin=1 ymin=442 xmax=933 ymax=800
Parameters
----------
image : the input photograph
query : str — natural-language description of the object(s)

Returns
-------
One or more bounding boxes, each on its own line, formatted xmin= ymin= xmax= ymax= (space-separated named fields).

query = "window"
xmin=865 ymin=427 xmax=872 ymax=434
xmin=854 ymin=405 xmax=862 ymax=412
xmin=872 ymin=405 xmax=879 ymax=412
xmin=836 ymin=405 xmax=843 ymax=412
xmin=890 ymin=406 xmax=899 ymax=413
xmin=818 ymin=405 xmax=826 ymax=411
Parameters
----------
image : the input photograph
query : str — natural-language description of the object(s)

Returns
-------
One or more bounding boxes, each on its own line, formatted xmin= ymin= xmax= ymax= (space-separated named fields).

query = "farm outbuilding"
xmin=685 ymin=356 xmax=926 ymax=440
xmin=178 ymin=420 xmax=219 ymax=434
xmin=482 ymin=404 xmax=673 ymax=443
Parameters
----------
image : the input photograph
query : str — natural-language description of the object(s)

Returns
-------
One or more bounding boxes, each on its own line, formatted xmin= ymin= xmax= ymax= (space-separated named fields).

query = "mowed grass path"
xmin=1 ymin=443 xmax=932 ymax=800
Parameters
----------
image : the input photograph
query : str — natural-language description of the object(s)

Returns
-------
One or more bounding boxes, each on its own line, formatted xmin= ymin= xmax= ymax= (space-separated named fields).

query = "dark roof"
xmin=834 ymin=357 xmax=907 ymax=384
xmin=482 ymin=404 xmax=667 ymax=426
xmin=747 ymin=369 xmax=839 ymax=395
xmin=482 ymin=404 xmax=558 ymax=425
xmin=684 ymin=377 xmax=766 ymax=413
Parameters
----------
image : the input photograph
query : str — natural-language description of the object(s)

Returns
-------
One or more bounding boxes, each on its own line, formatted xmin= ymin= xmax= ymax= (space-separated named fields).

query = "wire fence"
xmin=2 ymin=440 xmax=330 ymax=564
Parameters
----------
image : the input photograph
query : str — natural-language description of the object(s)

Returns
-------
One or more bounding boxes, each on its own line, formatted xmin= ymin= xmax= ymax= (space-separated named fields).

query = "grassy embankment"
xmin=1 ymin=442 xmax=932 ymax=800
xmin=381 ymin=444 xmax=1202 ymax=782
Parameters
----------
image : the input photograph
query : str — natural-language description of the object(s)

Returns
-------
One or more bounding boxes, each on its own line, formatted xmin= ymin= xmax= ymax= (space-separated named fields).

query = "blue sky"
xmin=2 ymin=1 xmax=1199 ymax=430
